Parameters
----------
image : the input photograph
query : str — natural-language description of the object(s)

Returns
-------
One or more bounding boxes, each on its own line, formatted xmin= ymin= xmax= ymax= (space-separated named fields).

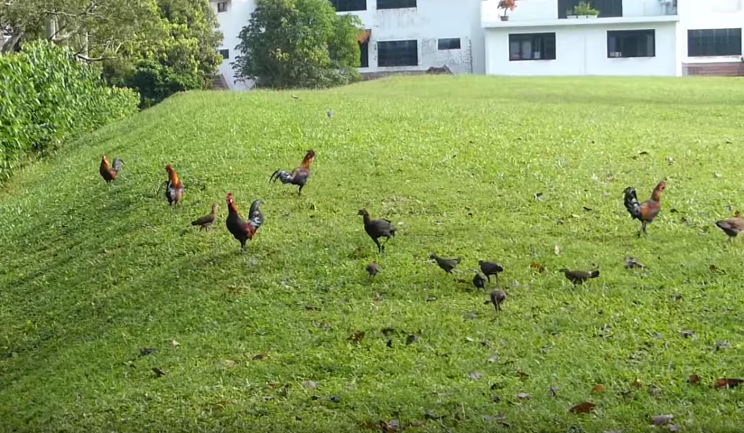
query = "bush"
xmin=232 ymin=0 xmax=363 ymax=89
xmin=0 ymin=40 xmax=139 ymax=181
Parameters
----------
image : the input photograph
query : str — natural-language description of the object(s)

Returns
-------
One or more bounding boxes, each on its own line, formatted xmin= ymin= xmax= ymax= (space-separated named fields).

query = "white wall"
xmin=211 ymin=0 xmax=256 ymax=90
xmin=677 ymin=0 xmax=744 ymax=63
xmin=483 ymin=0 xmax=673 ymax=22
xmin=338 ymin=0 xmax=485 ymax=74
xmin=485 ymin=22 xmax=678 ymax=76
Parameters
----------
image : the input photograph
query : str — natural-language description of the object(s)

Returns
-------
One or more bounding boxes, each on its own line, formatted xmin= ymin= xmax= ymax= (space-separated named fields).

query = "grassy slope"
xmin=1 ymin=76 xmax=744 ymax=432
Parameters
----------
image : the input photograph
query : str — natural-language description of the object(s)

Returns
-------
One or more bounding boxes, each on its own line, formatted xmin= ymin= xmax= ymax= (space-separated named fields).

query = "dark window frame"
xmin=377 ymin=0 xmax=416 ymax=10
xmin=359 ymin=40 xmax=369 ymax=68
xmin=687 ymin=28 xmax=742 ymax=57
xmin=438 ymin=38 xmax=461 ymax=50
xmin=219 ymin=49 xmax=229 ymax=59
xmin=557 ymin=0 xmax=622 ymax=18
xmin=329 ymin=0 xmax=367 ymax=12
xmin=508 ymin=33 xmax=557 ymax=61
xmin=607 ymin=29 xmax=655 ymax=58
xmin=377 ymin=40 xmax=418 ymax=67
xmin=217 ymin=1 xmax=228 ymax=12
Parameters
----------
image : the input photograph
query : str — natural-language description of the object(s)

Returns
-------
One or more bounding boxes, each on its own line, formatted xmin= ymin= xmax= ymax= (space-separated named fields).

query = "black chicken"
xmin=225 ymin=192 xmax=264 ymax=253
xmin=358 ymin=209 xmax=397 ymax=254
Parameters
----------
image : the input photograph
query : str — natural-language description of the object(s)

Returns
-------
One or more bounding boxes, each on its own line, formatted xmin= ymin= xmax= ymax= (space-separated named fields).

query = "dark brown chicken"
xmin=225 ymin=192 xmax=264 ymax=253
xmin=191 ymin=203 xmax=218 ymax=231
xmin=623 ymin=181 xmax=666 ymax=235
xmin=715 ymin=211 xmax=744 ymax=242
xmin=269 ymin=150 xmax=315 ymax=195
xmin=430 ymin=254 xmax=461 ymax=274
xmin=489 ymin=289 xmax=507 ymax=312
xmin=473 ymin=273 xmax=486 ymax=290
xmin=99 ymin=155 xmax=123 ymax=183
xmin=366 ymin=262 xmax=380 ymax=278
xmin=358 ymin=209 xmax=397 ymax=254
xmin=560 ymin=268 xmax=600 ymax=285
xmin=478 ymin=260 xmax=504 ymax=282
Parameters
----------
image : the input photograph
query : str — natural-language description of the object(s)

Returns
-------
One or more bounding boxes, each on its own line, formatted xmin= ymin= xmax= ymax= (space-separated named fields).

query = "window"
xmin=377 ymin=0 xmax=416 ymax=10
xmin=438 ymin=38 xmax=461 ymax=50
xmin=688 ymin=28 xmax=742 ymax=56
xmin=329 ymin=0 xmax=366 ymax=12
xmin=217 ymin=1 xmax=228 ymax=12
xmin=359 ymin=41 xmax=369 ymax=68
xmin=508 ymin=33 xmax=556 ymax=61
xmin=558 ymin=0 xmax=622 ymax=18
xmin=607 ymin=30 xmax=655 ymax=58
xmin=219 ymin=49 xmax=229 ymax=59
xmin=377 ymin=40 xmax=418 ymax=66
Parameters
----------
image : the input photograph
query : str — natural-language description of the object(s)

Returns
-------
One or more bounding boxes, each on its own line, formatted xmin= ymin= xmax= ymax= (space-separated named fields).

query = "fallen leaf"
xmin=632 ymin=379 xmax=642 ymax=388
xmin=639 ymin=150 xmax=649 ymax=155
xmin=569 ymin=402 xmax=596 ymax=414
xmin=381 ymin=327 xmax=395 ymax=337
xmin=171 ymin=340 xmax=180 ymax=348
xmin=469 ymin=371 xmax=482 ymax=380
xmin=491 ymin=395 xmax=501 ymax=403
xmin=625 ymin=257 xmax=645 ymax=269
xmin=715 ymin=341 xmax=731 ymax=351
xmin=591 ymin=384 xmax=605 ymax=393
xmin=328 ymin=395 xmax=340 ymax=403
xmin=139 ymin=347 xmax=156 ymax=357
xmin=668 ymin=425 xmax=681 ymax=432
xmin=530 ymin=262 xmax=546 ymax=273
xmin=549 ymin=386 xmax=559 ymax=397
xmin=534 ymin=192 xmax=544 ymax=201
xmin=516 ymin=393 xmax=530 ymax=400
xmin=650 ymin=414 xmax=673 ymax=426
xmin=679 ymin=330 xmax=695 ymax=339
xmin=687 ymin=375 xmax=700 ymax=385
xmin=516 ymin=371 xmax=529 ymax=379
xmin=483 ymin=413 xmax=510 ymax=427
xmin=583 ymin=206 xmax=593 ymax=211
xmin=714 ymin=378 xmax=743 ymax=389
xmin=405 ymin=335 xmax=417 ymax=345
xmin=349 ymin=330 xmax=365 ymax=343
xmin=554 ymin=245 xmax=560 ymax=255
xmin=380 ymin=420 xmax=399 ymax=433
xmin=151 ymin=367 xmax=165 ymax=378
xmin=424 ymin=412 xmax=444 ymax=420
xmin=302 ymin=381 xmax=317 ymax=389
xmin=252 ymin=354 xmax=266 ymax=360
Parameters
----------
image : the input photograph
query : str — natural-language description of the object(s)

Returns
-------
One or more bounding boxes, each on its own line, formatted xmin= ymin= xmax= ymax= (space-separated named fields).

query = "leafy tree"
xmin=103 ymin=0 xmax=223 ymax=108
xmin=232 ymin=0 xmax=363 ymax=89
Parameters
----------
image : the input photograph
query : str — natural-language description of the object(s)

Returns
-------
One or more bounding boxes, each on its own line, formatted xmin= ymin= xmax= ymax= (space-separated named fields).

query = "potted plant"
xmin=567 ymin=8 xmax=578 ymax=19
xmin=573 ymin=1 xmax=599 ymax=18
xmin=497 ymin=0 xmax=517 ymax=21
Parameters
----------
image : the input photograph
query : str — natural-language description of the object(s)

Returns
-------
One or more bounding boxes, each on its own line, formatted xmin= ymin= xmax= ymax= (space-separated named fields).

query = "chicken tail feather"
xmin=112 ymin=158 xmax=123 ymax=174
xmin=270 ymin=170 xmax=292 ymax=184
xmin=623 ymin=187 xmax=641 ymax=219
xmin=248 ymin=200 xmax=264 ymax=230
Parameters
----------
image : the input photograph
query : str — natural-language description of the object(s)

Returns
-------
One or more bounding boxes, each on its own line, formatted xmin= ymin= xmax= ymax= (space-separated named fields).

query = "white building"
xmin=209 ymin=0 xmax=486 ymax=89
xmin=209 ymin=0 xmax=744 ymax=89
xmin=482 ymin=0 xmax=744 ymax=77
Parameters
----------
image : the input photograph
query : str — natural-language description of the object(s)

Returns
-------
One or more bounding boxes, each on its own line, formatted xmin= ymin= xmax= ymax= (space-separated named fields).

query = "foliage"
xmin=0 ymin=39 xmax=138 ymax=180
xmin=0 ymin=0 xmax=159 ymax=58
xmin=1 ymin=76 xmax=744 ymax=431
xmin=232 ymin=0 xmax=363 ymax=89
xmin=573 ymin=1 xmax=599 ymax=15
xmin=497 ymin=0 xmax=517 ymax=15
xmin=102 ymin=0 xmax=223 ymax=108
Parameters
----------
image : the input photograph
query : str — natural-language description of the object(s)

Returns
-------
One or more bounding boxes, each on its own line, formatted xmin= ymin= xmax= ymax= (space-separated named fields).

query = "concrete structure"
xmin=209 ymin=0 xmax=486 ymax=89
xmin=482 ymin=0 xmax=744 ymax=77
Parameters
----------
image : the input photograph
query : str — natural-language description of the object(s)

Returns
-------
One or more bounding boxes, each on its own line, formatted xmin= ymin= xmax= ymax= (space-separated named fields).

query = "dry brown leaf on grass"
xmin=569 ymin=402 xmax=596 ymax=414
xmin=714 ymin=378 xmax=743 ymax=389
xmin=650 ymin=414 xmax=673 ymax=426
xmin=591 ymin=384 xmax=605 ymax=393
xmin=530 ymin=263 xmax=546 ymax=273
xmin=349 ymin=330 xmax=366 ymax=343
xmin=687 ymin=374 xmax=700 ymax=385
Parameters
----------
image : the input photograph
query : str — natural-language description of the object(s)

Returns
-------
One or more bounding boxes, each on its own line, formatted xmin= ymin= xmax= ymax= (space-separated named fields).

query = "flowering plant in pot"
xmin=497 ymin=0 xmax=517 ymax=21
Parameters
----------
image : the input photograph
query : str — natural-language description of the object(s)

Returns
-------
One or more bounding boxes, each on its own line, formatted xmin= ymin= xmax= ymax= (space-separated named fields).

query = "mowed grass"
xmin=1 ymin=75 xmax=744 ymax=433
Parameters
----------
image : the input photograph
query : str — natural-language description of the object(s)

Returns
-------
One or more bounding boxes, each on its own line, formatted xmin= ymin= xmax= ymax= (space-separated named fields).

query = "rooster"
xmin=99 ymin=155 xmax=123 ymax=183
xmin=715 ymin=211 xmax=744 ymax=243
xmin=269 ymin=150 xmax=315 ymax=195
xmin=157 ymin=164 xmax=184 ymax=206
xmin=623 ymin=181 xmax=666 ymax=235
xmin=225 ymin=192 xmax=264 ymax=252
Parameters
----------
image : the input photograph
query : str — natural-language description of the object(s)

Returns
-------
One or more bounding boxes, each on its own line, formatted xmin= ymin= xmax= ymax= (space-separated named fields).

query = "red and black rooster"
xmin=269 ymin=150 xmax=315 ymax=195
xmin=623 ymin=180 xmax=666 ymax=235
xmin=99 ymin=155 xmax=123 ymax=183
xmin=225 ymin=192 xmax=264 ymax=252
xmin=158 ymin=164 xmax=184 ymax=206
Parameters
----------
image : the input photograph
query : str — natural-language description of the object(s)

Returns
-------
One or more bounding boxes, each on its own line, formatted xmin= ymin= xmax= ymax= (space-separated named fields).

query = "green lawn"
xmin=2 ymin=76 xmax=744 ymax=433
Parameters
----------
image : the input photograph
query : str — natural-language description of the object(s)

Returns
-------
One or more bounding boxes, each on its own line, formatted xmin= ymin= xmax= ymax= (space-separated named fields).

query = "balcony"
xmin=481 ymin=0 xmax=678 ymax=29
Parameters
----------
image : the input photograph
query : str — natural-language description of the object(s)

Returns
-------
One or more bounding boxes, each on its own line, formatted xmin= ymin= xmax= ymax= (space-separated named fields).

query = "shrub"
xmin=0 ymin=40 xmax=139 ymax=181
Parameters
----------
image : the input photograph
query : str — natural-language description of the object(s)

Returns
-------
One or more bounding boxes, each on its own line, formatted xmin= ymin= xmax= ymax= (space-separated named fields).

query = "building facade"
xmin=209 ymin=0 xmax=744 ymax=90
xmin=483 ymin=0 xmax=744 ymax=77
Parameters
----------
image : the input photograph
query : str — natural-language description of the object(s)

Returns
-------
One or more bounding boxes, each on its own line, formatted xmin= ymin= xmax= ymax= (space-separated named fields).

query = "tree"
xmin=0 ymin=0 xmax=159 ymax=59
xmin=102 ymin=0 xmax=223 ymax=108
xmin=232 ymin=0 xmax=363 ymax=89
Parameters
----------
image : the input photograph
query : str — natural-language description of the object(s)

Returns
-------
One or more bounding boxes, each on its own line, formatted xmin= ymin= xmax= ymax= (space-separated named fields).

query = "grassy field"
xmin=1 ymin=75 xmax=744 ymax=433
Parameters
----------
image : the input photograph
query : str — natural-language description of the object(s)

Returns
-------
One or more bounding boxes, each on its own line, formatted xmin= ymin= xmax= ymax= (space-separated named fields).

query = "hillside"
xmin=1 ymin=76 xmax=744 ymax=432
